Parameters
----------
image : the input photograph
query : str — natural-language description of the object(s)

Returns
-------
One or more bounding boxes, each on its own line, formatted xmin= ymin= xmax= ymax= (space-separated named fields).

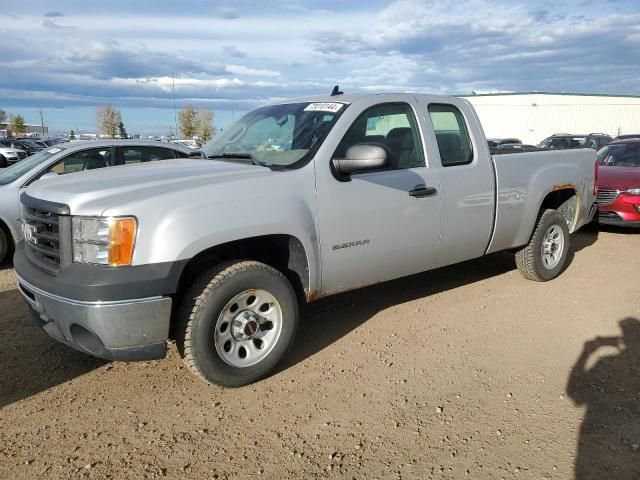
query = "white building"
xmin=460 ymin=92 xmax=640 ymax=145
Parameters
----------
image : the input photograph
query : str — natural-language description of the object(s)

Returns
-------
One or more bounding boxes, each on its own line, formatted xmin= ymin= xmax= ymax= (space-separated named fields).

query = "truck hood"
xmin=598 ymin=166 xmax=640 ymax=190
xmin=25 ymin=159 xmax=280 ymax=215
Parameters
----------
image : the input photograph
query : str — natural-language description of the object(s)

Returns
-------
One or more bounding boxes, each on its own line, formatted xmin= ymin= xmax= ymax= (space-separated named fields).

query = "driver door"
xmin=315 ymin=100 xmax=442 ymax=294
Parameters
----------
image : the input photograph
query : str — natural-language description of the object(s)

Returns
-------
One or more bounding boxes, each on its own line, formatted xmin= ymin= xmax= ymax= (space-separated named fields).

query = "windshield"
xmin=0 ymin=148 xmax=61 ymax=185
xmin=201 ymin=102 xmax=346 ymax=169
xmin=597 ymin=143 xmax=640 ymax=167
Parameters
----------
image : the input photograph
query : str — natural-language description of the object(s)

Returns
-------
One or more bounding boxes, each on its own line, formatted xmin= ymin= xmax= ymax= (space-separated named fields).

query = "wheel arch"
xmin=175 ymin=234 xmax=311 ymax=306
xmin=539 ymin=186 xmax=579 ymax=232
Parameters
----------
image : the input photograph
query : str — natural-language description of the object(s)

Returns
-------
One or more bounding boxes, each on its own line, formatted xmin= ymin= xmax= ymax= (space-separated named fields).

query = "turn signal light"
xmin=108 ymin=217 xmax=137 ymax=266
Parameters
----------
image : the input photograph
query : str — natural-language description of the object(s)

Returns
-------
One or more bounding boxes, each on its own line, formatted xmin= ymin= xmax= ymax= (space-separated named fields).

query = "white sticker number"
xmin=303 ymin=102 xmax=345 ymax=113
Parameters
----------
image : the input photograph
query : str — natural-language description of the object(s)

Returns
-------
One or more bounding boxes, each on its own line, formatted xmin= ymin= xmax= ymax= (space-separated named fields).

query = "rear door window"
xmin=428 ymin=104 xmax=474 ymax=167
xmin=119 ymin=146 xmax=177 ymax=165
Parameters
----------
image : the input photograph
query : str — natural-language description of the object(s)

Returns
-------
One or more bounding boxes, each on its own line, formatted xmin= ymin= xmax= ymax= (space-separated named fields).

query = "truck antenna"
xmin=330 ymin=85 xmax=343 ymax=96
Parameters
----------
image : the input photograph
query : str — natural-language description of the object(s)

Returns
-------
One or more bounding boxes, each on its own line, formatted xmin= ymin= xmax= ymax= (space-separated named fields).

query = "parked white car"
xmin=0 ymin=140 xmax=198 ymax=263
xmin=0 ymin=146 xmax=28 ymax=167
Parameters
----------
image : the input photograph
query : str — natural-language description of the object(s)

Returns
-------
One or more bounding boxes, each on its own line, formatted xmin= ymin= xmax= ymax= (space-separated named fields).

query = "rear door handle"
xmin=409 ymin=185 xmax=437 ymax=198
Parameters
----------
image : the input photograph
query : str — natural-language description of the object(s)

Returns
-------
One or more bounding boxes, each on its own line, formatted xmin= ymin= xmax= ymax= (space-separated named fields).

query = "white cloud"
xmin=225 ymin=65 xmax=281 ymax=78
xmin=1 ymin=0 xmax=640 ymax=114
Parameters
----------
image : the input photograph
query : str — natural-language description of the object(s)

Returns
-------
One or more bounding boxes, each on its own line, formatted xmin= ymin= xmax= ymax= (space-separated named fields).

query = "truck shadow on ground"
xmin=0 ymin=228 xmax=598 ymax=407
xmin=567 ymin=316 xmax=640 ymax=480
xmin=0 ymin=288 xmax=106 ymax=409
xmin=282 ymin=228 xmax=598 ymax=373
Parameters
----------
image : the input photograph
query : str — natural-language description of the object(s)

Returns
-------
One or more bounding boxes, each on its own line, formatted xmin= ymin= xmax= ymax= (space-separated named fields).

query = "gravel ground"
xmin=1 ymin=226 xmax=639 ymax=480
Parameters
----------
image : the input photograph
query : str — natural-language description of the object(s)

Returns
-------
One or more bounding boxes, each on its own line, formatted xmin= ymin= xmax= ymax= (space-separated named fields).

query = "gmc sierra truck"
xmin=14 ymin=93 xmax=598 ymax=387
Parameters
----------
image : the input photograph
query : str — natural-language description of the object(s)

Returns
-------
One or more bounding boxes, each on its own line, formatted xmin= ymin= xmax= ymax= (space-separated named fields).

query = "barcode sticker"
xmin=304 ymin=102 xmax=345 ymax=113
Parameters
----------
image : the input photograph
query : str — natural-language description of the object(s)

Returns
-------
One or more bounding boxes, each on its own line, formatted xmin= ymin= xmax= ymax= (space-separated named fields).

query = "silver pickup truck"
xmin=14 ymin=93 xmax=598 ymax=386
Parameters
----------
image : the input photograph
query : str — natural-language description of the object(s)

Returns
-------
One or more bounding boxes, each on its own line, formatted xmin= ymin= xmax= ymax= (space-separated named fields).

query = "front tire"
xmin=0 ymin=155 xmax=7 ymax=168
xmin=176 ymin=261 xmax=299 ymax=387
xmin=0 ymin=228 xmax=8 ymax=265
xmin=515 ymin=209 xmax=570 ymax=281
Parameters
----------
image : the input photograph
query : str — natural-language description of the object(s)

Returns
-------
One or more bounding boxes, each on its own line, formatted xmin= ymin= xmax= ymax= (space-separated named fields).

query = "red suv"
xmin=596 ymin=139 xmax=640 ymax=226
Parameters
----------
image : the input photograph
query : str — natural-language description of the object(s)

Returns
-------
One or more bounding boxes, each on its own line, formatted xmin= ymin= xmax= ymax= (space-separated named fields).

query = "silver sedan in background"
xmin=0 ymin=140 xmax=200 ymax=263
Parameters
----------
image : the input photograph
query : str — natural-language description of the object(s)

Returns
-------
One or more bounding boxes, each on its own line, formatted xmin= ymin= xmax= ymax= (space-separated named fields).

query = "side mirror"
xmin=332 ymin=143 xmax=388 ymax=176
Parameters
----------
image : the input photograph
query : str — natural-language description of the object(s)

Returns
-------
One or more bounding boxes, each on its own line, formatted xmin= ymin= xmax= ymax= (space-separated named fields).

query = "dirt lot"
xmin=1 ymin=226 xmax=639 ymax=480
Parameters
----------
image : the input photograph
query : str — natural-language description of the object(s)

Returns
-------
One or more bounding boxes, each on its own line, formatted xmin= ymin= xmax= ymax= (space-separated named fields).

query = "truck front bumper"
xmin=17 ymin=275 xmax=172 ymax=362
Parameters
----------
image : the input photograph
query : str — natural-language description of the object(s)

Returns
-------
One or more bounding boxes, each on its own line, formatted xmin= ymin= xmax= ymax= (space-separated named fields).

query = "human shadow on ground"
xmin=0 ymin=288 xmax=106 ymax=408
xmin=567 ymin=317 xmax=640 ymax=480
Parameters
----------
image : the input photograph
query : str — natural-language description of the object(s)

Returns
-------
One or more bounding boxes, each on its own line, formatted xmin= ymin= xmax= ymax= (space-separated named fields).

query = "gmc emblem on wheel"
xmin=22 ymin=223 xmax=38 ymax=245
xmin=332 ymin=239 xmax=370 ymax=251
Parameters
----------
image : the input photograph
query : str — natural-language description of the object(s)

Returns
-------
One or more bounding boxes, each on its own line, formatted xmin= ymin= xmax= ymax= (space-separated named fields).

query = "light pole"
xmin=39 ymin=108 xmax=45 ymax=137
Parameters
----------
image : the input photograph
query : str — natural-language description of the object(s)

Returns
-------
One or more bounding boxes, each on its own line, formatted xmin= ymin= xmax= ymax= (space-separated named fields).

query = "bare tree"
xmin=9 ymin=115 xmax=26 ymax=135
xmin=0 ymin=108 xmax=6 ymax=125
xmin=179 ymin=105 xmax=197 ymax=139
xmin=96 ymin=105 xmax=122 ymax=138
xmin=196 ymin=109 xmax=216 ymax=142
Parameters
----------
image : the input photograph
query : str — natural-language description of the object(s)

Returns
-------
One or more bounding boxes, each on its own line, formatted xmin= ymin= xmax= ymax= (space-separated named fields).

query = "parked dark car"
xmin=487 ymin=138 xmax=522 ymax=149
xmin=0 ymin=139 xmax=45 ymax=156
xmin=612 ymin=134 xmax=640 ymax=142
xmin=538 ymin=133 xmax=612 ymax=151
xmin=596 ymin=139 xmax=640 ymax=226
xmin=490 ymin=143 xmax=539 ymax=155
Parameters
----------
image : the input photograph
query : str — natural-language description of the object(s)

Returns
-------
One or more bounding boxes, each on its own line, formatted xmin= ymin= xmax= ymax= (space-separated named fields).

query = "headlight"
xmin=625 ymin=188 xmax=640 ymax=196
xmin=72 ymin=216 xmax=137 ymax=266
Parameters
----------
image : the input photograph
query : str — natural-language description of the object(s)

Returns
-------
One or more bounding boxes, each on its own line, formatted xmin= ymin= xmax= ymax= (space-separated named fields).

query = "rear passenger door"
xmin=415 ymin=99 xmax=495 ymax=267
xmin=117 ymin=146 xmax=179 ymax=165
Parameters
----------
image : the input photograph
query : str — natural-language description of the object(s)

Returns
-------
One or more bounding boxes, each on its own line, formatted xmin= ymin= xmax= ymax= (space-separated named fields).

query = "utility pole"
xmin=39 ymin=108 xmax=45 ymax=137
xmin=172 ymin=72 xmax=178 ymax=140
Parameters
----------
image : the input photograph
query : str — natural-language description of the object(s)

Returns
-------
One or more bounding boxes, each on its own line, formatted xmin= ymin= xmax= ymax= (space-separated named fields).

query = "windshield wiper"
xmin=207 ymin=153 xmax=262 ymax=166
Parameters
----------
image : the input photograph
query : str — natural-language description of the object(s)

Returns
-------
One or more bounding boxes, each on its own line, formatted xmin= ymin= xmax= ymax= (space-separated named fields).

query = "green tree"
xmin=96 ymin=104 xmax=122 ymax=138
xmin=9 ymin=115 xmax=26 ymax=135
xmin=0 ymin=108 xmax=6 ymax=125
xmin=196 ymin=109 xmax=216 ymax=142
xmin=118 ymin=121 xmax=127 ymax=139
xmin=179 ymin=105 xmax=197 ymax=139
xmin=69 ymin=129 xmax=76 ymax=140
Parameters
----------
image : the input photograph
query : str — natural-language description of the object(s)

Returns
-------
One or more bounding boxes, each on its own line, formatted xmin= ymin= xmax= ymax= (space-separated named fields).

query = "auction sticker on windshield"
xmin=304 ymin=102 xmax=345 ymax=113
xmin=47 ymin=148 xmax=62 ymax=154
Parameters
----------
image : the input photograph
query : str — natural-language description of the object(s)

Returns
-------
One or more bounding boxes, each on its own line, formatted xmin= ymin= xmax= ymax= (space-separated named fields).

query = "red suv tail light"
xmin=593 ymin=160 xmax=599 ymax=196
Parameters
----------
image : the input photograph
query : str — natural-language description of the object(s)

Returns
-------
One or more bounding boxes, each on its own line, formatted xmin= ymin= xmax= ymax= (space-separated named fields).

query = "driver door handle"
xmin=409 ymin=185 xmax=438 ymax=198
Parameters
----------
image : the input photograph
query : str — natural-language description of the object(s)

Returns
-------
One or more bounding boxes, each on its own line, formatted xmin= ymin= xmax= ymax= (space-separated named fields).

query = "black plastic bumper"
xmin=14 ymin=242 xmax=188 ymax=302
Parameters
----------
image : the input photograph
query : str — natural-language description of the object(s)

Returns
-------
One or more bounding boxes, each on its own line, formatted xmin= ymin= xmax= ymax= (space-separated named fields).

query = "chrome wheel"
xmin=541 ymin=224 xmax=565 ymax=270
xmin=214 ymin=289 xmax=283 ymax=368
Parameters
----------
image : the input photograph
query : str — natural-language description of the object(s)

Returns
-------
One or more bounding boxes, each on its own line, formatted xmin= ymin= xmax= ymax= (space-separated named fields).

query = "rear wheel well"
xmin=540 ymin=189 xmax=578 ymax=230
xmin=171 ymin=235 xmax=310 ymax=336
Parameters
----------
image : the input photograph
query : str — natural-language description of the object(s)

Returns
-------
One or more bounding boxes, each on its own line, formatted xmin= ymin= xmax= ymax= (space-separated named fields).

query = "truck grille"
xmin=21 ymin=195 xmax=71 ymax=274
xmin=23 ymin=206 xmax=62 ymax=271
xmin=596 ymin=188 xmax=619 ymax=206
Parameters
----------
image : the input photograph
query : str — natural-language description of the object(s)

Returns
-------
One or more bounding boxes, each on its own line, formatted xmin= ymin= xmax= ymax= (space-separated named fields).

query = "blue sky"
xmin=1 ymin=0 xmax=639 ymax=135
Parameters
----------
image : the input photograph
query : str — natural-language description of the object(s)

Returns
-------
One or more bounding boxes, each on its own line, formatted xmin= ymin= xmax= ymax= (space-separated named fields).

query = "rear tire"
xmin=176 ymin=261 xmax=299 ymax=387
xmin=516 ymin=209 xmax=570 ymax=281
